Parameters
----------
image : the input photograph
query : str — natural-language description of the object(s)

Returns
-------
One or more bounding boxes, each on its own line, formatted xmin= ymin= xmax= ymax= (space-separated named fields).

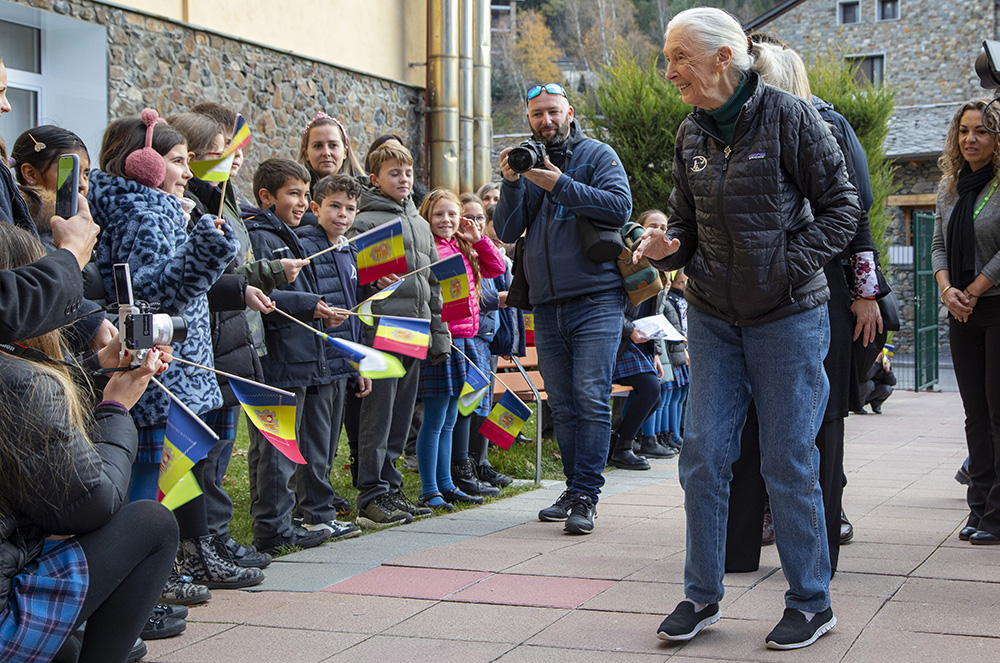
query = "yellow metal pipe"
xmin=473 ymin=0 xmax=492 ymax=190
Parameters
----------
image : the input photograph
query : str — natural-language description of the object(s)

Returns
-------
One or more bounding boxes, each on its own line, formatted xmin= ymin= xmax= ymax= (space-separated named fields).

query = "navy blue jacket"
xmin=494 ymin=120 xmax=632 ymax=305
xmin=295 ymin=224 xmax=362 ymax=381
xmin=245 ymin=208 xmax=330 ymax=389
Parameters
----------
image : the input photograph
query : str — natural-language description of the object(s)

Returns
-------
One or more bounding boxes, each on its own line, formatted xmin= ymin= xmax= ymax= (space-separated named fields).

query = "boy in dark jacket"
xmin=245 ymin=159 xmax=358 ymax=553
xmin=347 ymin=143 xmax=448 ymax=528
xmin=294 ymin=174 xmax=371 ymax=524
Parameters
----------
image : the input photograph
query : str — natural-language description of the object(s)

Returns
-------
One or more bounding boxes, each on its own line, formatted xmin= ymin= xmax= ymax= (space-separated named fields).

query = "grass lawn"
xmin=223 ymin=403 xmax=567 ymax=553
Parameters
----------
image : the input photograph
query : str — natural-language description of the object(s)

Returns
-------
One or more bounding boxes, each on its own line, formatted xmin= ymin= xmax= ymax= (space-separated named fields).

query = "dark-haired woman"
xmin=0 ymin=222 xmax=177 ymax=663
xmin=932 ymin=98 xmax=1000 ymax=545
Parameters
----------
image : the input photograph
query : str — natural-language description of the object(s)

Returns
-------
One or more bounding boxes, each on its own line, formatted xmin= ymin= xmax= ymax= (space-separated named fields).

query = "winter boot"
xmin=452 ymin=457 xmax=500 ymax=496
xmin=176 ymin=536 xmax=264 ymax=589
xmin=608 ymin=433 xmax=650 ymax=470
xmin=639 ymin=435 xmax=675 ymax=459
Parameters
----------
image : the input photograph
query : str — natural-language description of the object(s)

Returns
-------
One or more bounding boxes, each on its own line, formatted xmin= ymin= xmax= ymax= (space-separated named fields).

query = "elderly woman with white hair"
xmin=634 ymin=7 xmax=860 ymax=650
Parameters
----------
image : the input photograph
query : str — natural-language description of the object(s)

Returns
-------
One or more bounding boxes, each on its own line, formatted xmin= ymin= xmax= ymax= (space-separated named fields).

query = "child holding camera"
xmin=89 ymin=111 xmax=263 ymax=597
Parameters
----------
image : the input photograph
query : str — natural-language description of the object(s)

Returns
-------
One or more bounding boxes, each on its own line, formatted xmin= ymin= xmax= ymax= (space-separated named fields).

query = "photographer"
xmin=494 ymin=82 xmax=632 ymax=535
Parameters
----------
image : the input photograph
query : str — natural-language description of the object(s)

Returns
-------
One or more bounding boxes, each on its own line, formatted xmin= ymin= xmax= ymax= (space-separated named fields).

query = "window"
xmin=849 ymin=54 xmax=885 ymax=87
xmin=877 ymin=0 xmax=900 ymax=20
xmin=0 ymin=19 xmax=42 ymax=150
xmin=0 ymin=3 xmax=107 ymax=160
xmin=839 ymin=0 xmax=860 ymax=24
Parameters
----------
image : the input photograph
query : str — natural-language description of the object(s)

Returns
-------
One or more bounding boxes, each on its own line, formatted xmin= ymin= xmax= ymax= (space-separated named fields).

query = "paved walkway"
xmin=146 ymin=390 xmax=1000 ymax=662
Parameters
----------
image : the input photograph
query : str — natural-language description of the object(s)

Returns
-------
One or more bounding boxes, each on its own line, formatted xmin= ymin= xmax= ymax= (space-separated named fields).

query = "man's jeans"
xmin=533 ymin=289 xmax=625 ymax=501
xmin=680 ymin=304 xmax=832 ymax=612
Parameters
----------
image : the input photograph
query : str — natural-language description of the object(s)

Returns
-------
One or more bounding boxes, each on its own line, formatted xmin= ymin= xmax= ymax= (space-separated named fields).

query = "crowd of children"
xmin=1 ymin=91 xmax=691 ymax=658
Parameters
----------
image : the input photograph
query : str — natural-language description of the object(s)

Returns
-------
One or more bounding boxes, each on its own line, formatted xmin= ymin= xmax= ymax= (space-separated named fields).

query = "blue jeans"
xmin=534 ymin=288 xmax=625 ymax=501
xmin=417 ymin=395 xmax=460 ymax=498
xmin=680 ymin=304 xmax=831 ymax=612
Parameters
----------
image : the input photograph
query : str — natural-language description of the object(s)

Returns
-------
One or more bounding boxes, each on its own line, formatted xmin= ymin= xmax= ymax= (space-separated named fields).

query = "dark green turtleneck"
xmin=705 ymin=74 xmax=752 ymax=148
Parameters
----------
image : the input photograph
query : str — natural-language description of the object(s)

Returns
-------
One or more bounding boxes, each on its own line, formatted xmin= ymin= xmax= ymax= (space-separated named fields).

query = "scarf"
xmin=946 ymin=163 xmax=996 ymax=290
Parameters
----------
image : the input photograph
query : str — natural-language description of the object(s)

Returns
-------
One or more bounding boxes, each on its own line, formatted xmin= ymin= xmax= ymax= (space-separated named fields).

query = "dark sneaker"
xmin=538 ymin=490 xmax=574 ymax=522
xmin=218 ymin=535 xmax=272 ymax=569
xmin=332 ymin=491 xmax=354 ymax=517
xmin=302 ymin=519 xmax=362 ymax=541
xmin=159 ymin=603 xmax=188 ymax=620
xmin=390 ymin=489 xmax=433 ymax=516
xmin=564 ymin=493 xmax=596 ymax=535
xmin=441 ymin=488 xmax=485 ymax=505
xmin=141 ymin=604 xmax=186 ymax=640
xmin=477 ymin=463 xmax=513 ymax=488
xmin=128 ymin=638 xmax=147 ymax=663
xmin=160 ymin=567 xmax=211 ymax=606
xmin=253 ymin=525 xmax=331 ymax=555
xmin=956 ymin=458 xmax=971 ymax=485
xmin=452 ymin=458 xmax=501 ymax=496
xmin=357 ymin=493 xmax=414 ymax=529
xmin=418 ymin=492 xmax=456 ymax=512
xmin=765 ymin=607 xmax=836 ymax=650
xmin=657 ymin=601 xmax=721 ymax=641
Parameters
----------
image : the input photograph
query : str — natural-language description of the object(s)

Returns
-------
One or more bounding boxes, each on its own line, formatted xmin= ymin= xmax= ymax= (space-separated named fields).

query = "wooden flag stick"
xmin=303 ymin=237 xmax=355 ymax=261
xmin=150 ymin=377 xmax=220 ymax=440
xmin=449 ymin=342 xmax=515 ymax=394
xmin=169 ymin=356 xmax=294 ymax=397
xmin=217 ymin=178 xmax=229 ymax=221
xmin=348 ymin=255 xmax=454 ymax=310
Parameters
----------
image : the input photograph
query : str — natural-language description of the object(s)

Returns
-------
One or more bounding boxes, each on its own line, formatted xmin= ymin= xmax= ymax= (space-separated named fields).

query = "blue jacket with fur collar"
xmin=89 ymin=169 xmax=237 ymax=447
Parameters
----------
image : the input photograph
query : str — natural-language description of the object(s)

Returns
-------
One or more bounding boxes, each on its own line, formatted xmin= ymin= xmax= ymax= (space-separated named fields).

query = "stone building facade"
xmin=2 ymin=0 xmax=426 ymax=192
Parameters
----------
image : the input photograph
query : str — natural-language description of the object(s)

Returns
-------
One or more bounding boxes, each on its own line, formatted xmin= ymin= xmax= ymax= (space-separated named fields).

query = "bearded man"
xmin=494 ymin=83 xmax=632 ymax=534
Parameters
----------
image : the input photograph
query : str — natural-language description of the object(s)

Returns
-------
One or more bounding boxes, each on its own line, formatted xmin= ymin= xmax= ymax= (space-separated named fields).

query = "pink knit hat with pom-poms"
xmin=125 ymin=108 xmax=167 ymax=188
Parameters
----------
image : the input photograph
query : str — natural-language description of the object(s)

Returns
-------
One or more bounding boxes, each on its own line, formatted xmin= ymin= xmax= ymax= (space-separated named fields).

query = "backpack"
xmin=617 ymin=221 xmax=667 ymax=306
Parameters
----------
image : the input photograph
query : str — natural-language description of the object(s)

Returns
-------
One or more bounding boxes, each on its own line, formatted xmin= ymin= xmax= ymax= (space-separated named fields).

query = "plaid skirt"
xmin=672 ymin=363 xmax=690 ymax=387
xmin=612 ymin=341 xmax=656 ymax=382
xmin=0 ymin=539 xmax=88 ymax=663
xmin=418 ymin=336 xmax=491 ymax=411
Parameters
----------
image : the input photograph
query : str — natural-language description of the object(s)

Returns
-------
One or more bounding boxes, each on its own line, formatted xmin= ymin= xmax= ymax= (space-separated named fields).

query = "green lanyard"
xmin=974 ymin=178 xmax=999 ymax=220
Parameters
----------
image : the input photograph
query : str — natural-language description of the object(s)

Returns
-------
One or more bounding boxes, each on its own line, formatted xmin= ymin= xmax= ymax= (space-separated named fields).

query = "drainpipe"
xmin=459 ymin=0 xmax=474 ymax=193
xmin=427 ymin=0 xmax=460 ymax=191
xmin=473 ymin=0 xmax=492 ymax=190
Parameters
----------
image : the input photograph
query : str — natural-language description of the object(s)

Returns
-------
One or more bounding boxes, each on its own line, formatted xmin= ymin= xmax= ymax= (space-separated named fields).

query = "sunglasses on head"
xmin=526 ymin=83 xmax=567 ymax=102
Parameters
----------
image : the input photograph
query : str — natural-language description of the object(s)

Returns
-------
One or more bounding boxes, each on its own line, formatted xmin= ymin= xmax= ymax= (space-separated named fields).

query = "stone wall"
xmin=766 ymin=0 xmax=992 ymax=107
xmin=8 ymin=0 xmax=426 ymax=191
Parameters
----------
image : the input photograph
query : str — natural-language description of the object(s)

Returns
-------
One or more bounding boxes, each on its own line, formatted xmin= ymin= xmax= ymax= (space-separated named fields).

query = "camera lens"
xmin=507 ymin=146 xmax=537 ymax=174
xmin=150 ymin=314 xmax=187 ymax=345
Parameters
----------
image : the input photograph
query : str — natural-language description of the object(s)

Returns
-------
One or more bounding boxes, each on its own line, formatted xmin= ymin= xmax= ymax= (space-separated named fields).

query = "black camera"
xmin=507 ymin=139 xmax=547 ymax=173
xmin=113 ymin=263 xmax=187 ymax=366
xmin=976 ymin=40 xmax=1000 ymax=89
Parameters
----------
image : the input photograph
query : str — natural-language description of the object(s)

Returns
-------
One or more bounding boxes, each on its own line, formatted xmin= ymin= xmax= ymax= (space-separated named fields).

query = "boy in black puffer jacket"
xmin=295 ymin=174 xmax=370 ymax=525
xmin=245 ymin=159 xmax=359 ymax=554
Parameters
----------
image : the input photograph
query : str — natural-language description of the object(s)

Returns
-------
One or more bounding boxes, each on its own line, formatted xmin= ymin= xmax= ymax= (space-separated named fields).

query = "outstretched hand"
xmin=633 ymin=227 xmax=680 ymax=263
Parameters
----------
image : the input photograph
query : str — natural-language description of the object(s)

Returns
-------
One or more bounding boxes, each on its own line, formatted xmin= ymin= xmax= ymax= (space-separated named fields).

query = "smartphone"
xmin=55 ymin=154 xmax=80 ymax=218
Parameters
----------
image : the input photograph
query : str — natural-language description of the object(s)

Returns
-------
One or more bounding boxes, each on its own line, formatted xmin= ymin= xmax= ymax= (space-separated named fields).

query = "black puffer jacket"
xmin=0 ymin=351 xmax=138 ymax=607
xmin=655 ymin=73 xmax=860 ymax=326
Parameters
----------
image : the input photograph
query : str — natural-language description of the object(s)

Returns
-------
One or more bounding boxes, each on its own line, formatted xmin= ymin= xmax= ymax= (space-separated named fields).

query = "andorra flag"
xmin=457 ymin=362 xmax=490 ymax=417
xmin=157 ymin=400 xmax=219 ymax=503
xmin=355 ymin=218 xmax=407 ymax=285
xmin=523 ymin=312 xmax=535 ymax=346
xmin=373 ymin=315 xmax=431 ymax=360
xmin=479 ymin=391 xmax=532 ymax=450
xmin=159 ymin=470 xmax=203 ymax=511
xmin=188 ymin=115 xmax=251 ymax=182
xmin=358 ymin=279 xmax=402 ymax=326
xmin=430 ymin=254 xmax=471 ymax=323
xmin=323 ymin=334 xmax=405 ymax=379
xmin=230 ymin=379 xmax=306 ymax=464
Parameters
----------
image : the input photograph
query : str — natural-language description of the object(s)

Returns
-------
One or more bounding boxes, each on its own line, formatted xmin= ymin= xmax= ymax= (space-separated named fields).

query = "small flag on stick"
xmin=480 ymin=391 xmax=532 ymax=450
xmin=430 ymin=253 xmax=471 ymax=323
xmin=373 ymin=315 xmax=431 ymax=360
xmin=157 ymin=400 xmax=219 ymax=502
xmin=188 ymin=114 xmax=251 ymax=182
xmin=358 ymin=279 xmax=402 ymax=326
xmin=160 ymin=470 xmax=203 ymax=511
xmin=458 ymin=363 xmax=490 ymax=417
xmin=523 ymin=312 xmax=535 ymax=346
xmin=355 ymin=218 xmax=407 ymax=285
xmin=230 ymin=380 xmax=306 ymax=464
xmin=323 ymin=334 xmax=406 ymax=379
